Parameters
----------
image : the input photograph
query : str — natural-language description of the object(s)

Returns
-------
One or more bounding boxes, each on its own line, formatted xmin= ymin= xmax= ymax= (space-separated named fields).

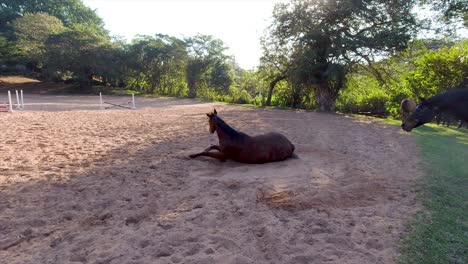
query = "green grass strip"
xmin=394 ymin=123 xmax=468 ymax=264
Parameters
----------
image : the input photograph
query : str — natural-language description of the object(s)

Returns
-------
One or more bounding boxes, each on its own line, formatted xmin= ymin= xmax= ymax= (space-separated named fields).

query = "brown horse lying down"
xmin=190 ymin=109 xmax=296 ymax=163
xmin=400 ymin=98 xmax=417 ymax=122
xmin=402 ymin=88 xmax=468 ymax=132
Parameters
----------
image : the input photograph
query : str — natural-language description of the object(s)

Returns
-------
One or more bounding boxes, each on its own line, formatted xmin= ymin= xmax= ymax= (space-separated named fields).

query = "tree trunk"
xmin=266 ymin=75 xmax=286 ymax=106
xmin=188 ymin=79 xmax=196 ymax=98
xmin=315 ymin=81 xmax=337 ymax=111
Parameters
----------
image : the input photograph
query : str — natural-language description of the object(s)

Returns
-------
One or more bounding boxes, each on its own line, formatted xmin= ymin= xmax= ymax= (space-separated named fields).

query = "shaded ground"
xmin=0 ymin=75 xmax=71 ymax=95
xmin=0 ymin=78 xmax=423 ymax=264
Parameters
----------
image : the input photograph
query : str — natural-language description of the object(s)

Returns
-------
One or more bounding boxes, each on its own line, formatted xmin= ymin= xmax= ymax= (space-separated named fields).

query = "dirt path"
xmin=0 ymin=95 xmax=422 ymax=264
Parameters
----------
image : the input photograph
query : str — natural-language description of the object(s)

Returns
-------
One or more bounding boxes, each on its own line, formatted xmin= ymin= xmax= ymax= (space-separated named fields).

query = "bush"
xmin=228 ymin=87 xmax=253 ymax=104
xmin=336 ymin=74 xmax=390 ymax=117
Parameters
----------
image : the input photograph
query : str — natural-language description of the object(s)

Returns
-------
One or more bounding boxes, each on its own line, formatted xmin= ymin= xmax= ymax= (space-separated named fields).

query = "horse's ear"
xmin=419 ymin=97 xmax=427 ymax=104
xmin=206 ymin=113 xmax=211 ymax=118
xmin=214 ymin=108 xmax=217 ymax=115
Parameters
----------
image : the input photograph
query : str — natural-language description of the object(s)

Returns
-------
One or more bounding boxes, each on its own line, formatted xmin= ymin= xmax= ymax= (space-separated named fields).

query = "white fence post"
xmin=132 ymin=93 xmax=136 ymax=109
xmin=20 ymin=90 xmax=24 ymax=109
xmin=8 ymin=90 xmax=14 ymax=113
xmin=15 ymin=90 xmax=20 ymax=109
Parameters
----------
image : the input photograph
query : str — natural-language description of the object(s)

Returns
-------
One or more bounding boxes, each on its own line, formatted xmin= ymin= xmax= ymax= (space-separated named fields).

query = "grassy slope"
xmin=383 ymin=119 xmax=468 ymax=264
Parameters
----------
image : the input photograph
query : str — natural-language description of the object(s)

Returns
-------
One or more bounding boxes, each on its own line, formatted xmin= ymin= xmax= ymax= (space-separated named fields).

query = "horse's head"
xmin=401 ymin=97 xmax=437 ymax=132
xmin=206 ymin=108 xmax=218 ymax=133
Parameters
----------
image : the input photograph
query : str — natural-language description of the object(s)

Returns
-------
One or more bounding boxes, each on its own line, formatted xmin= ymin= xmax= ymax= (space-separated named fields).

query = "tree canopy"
xmin=12 ymin=13 xmax=66 ymax=69
xmin=185 ymin=34 xmax=232 ymax=98
xmin=261 ymin=0 xmax=420 ymax=110
xmin=0 ymin=0 xmax=465 ymax=117
xmin=0 ymin=0 xmax=105 ymax=33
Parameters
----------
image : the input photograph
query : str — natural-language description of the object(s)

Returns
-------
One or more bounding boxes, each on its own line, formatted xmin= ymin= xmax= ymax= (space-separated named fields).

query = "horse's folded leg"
xmin=190 ymin=151 xmax=227 ymax=161
xmin=204 ymin=145 xmax=221 ymax=152
xmin=208 ymin=152 xmax=227 ymax=162
xmin=189 ymin=152 xmax=203 ymax=158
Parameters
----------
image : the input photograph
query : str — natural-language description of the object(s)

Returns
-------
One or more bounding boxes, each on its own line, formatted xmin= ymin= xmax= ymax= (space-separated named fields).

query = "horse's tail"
xmin=290 ymin=143 xmax=299 ymax=159
xmin=291 ymin=153 xmax=299 ymax=159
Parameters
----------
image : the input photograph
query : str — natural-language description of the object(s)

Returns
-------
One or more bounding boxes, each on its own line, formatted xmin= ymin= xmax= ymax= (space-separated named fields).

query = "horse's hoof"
xmin=189 ymin=154 xmax=197 ymax=158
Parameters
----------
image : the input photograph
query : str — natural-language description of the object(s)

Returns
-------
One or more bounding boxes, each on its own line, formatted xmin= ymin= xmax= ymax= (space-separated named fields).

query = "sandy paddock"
xmin=0 ymin=94 xmax=422 ymax=264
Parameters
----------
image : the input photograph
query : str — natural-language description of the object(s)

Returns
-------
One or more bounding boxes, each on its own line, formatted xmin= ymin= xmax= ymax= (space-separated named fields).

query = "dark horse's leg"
xmin=204 ymin=145 xmax=221 ymax=152
xmin=189 ymin=151 xmax=227 ymax=161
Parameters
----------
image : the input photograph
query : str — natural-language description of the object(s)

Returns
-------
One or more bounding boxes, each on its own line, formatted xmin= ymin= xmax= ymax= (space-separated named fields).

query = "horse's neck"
xmin=216 ymin=128 xmax=232 ymax=145
xmin=214 ymin=117 xmax=244 ymax=145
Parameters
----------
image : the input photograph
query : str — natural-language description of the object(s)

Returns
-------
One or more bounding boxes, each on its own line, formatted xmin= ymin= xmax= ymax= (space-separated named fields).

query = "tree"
xmin=125 ymin=34 xmax=188 ymax=95
xmin=185 ymin=34 xmax=230 ymax=98
xmin=421 ymin=0 xmax=468 ymax=28
xmin=262 ymin=0 xmax=419 ymax=110
xmin=336 ymin=39 xmax=467 ymax=118
xmin=259 ymin=35 xmax=289 ymax=106
xmin=1 ymin=0 xmax=106 ymax=37
xmin=43 ymin=24 xmax=110 ymax=86
xmin=210 ymin=61 xmax=233 ymax=94
xmin=234 ymin=69 xmax=261 ymax=97
xmin=0 ymin=34 xmax=18 ymax=68
xmin=405 ymin=39 xmax=468 ymax=98
xmin=12 ymin=13 xmax=66 ymax=70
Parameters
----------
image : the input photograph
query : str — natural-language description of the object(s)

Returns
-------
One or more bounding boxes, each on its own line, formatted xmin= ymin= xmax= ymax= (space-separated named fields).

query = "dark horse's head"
xmin=206 ymin=108 xmax=218 ymax=133
xmin=401 ymin=98 xmax=437 ymax=132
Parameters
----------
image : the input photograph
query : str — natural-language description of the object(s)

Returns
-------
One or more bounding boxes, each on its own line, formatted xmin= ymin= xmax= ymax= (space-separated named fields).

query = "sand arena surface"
xmin=0 ymin=94 xmax=422 ymax=264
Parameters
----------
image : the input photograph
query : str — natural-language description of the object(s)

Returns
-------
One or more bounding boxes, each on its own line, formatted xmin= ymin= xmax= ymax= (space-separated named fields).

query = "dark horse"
xmin=402 ymin=88 xmax=468 ymax=132
xmin=189 ymin=109 xmax=296 ymax=163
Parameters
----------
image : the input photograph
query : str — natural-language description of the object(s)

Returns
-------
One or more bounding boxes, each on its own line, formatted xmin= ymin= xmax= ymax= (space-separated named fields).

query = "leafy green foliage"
xmin=43 ymin=25 xmax=110 ymax=85
xmin=228 ymin=86 xmax=254 ymax=104
xmin=210 ymin=61 xmax=233 ymax=94
xmin=338 ymin=39 xmax=468 ymax=118
xmin=0 ymin=0 xmax=105 ymax=34
xmin=235 ymin=70 xmax=263 ymax=98
xmin=1 ymin=0 xmax=465 ymax=115
xmin=336 ymin=74 xmax=390 ymax=117
xmin=0 ymin=34 xmax=18 ymax=67
xmin=185 ymin=34 xmax=231 ymax=97
xmin=262 ymin=0 xmax=419 ymax=110
xmin=125 ymin=35 xmax=188 ymax=95
xmin=1 ymin=0 xmax=106 ymax=74
xmin=12 ymin=13 xmax=66 ymax=68
xmin=406 ymin=40 xmax=468 ymax=98
xmin=421 ymin=0 xmax=468 ymax=28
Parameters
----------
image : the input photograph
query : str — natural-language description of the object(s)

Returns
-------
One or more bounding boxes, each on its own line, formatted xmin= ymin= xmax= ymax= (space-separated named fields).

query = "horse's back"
xmin=438 ymin=89 xmax=468 ymax=122
xmin=236 ymin=132 xmax=295 ymax=163
xmin=253 ymin=132 xmax=294 ymax=148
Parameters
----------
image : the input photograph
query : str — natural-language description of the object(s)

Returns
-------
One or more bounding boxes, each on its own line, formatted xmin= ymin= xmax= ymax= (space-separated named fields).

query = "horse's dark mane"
xmin=214 ymin=116 xmax=245 ymax=138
